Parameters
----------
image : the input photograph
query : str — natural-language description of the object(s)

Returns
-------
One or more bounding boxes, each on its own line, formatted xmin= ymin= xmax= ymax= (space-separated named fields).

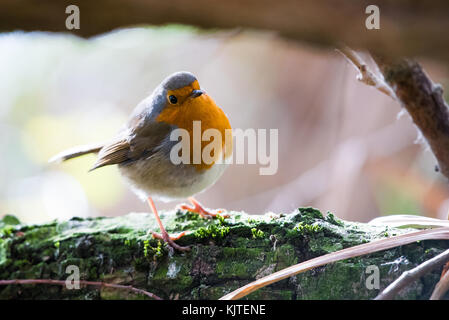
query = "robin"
xmin=50 ymin=71 xmax=233 ymax=251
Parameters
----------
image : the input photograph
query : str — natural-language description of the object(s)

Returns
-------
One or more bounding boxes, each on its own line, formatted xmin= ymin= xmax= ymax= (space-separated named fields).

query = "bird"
xmin=50 ymin=71 xmax=233 ymax=251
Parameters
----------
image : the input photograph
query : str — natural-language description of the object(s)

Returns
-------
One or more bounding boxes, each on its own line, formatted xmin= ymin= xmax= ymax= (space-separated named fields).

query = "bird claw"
xmin=178 ymin=204 xmax=229 ymax=219
xmin=178 ymin=198 xmax=230 ymax=219
xmin=151 ymin=231 xmax=190 ymax=252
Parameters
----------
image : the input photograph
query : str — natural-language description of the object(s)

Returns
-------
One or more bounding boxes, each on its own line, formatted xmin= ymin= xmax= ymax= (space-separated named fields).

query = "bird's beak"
xmin=190 ymin=89 xmax=204 ymax=98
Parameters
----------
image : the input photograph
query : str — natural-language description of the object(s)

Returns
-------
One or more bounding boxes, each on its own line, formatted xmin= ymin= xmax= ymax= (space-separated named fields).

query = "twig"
xmin=336 ymin=46 xmax=397 ymax=100
xmin=0 ymin=279 xmax=162 ymax=300
xmin=375 ymin=248 xmax=449 ymax=300
xmin=430 ymin=267 xmax=449 ymax=300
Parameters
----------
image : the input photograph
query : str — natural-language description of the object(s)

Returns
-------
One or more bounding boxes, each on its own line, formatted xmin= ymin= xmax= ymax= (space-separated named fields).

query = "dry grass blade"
xmin=369 ymin=215 xmax=449 ymax=229
xmin=220 ymin=228 xmax=449 ymax=300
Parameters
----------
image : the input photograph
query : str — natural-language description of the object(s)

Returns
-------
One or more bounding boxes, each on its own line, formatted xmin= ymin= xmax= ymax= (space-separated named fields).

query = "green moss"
xmin=309 ymin=237 xmax=344 ymax=253
xmin=216 ymin=261 xmax=250 ymax=279
xmin=143 ymin=240 xmax=150 ymax=257
xmin=294 ymin=207 xmax=324 ymax=224
xmin=216 ymin=213 xmax=226 ymax=225
xmin=246 ymin=288 xmax=294 ymax=300
xmin=251 ymin=228 xmax=265 ymax=239
xmin=194 ymin=223 xmax=230 ymax=240
xmin=154 ymin=240 xmax=163 ymax=258
xmin=274 ymin=244 xmax=298 ymax=270
xmin=325 ymin=212 xmax=344 ymax=226
xmin=293 ymin=221 xmax=323 ymax=235
xmin=0 ymin=215 xmax=21 ymax=227
xmin=0 ymin=226 xmax=14 ymax=238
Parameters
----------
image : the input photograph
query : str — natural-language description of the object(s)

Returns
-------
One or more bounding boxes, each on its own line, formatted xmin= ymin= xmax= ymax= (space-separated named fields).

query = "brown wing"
xmin=89 ymin=121 xmax=172 ymax=171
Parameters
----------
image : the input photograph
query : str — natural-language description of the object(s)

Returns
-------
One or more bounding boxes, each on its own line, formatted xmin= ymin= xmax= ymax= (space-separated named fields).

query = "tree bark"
xmin=1 ymin=208 xmax=448 ymax=299
xmin=1 ymin=1 xmax=449 ymax=63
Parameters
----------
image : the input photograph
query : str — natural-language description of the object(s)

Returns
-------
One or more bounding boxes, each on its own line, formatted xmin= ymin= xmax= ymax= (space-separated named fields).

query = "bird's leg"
xmin=178 ymin=197 xmax=230 ymax=219
xmin=147 ymin=197 xmax=190 ymax=252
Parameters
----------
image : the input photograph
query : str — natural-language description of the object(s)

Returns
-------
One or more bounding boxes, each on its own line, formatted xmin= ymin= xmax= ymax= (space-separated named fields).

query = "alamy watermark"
xmin=365 ymin=5 xmax=380 ymax=30
xmin=65 ymin=4 xmax=380 ymax=32
xmin=169 ymin=121 xmax=279 ymax=175
xmin=65 ymin=5 xmax=80 ymax=30
xmin=365 ymin=265 xmax=380 ymax=290
xmin=65 ymin=265 xmax=80 ymax=289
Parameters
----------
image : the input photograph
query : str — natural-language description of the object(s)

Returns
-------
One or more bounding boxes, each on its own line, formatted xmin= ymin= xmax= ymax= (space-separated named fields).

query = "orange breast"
xmin=156 ymin=87 xmax=232 ymax=171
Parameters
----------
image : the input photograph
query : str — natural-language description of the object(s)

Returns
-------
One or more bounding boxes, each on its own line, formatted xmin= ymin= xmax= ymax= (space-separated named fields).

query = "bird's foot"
xmin=151 ymin=231 xmax=190 ymax=252
xmin=178 ymin=197 xmax=230 ymax=219
xmin=146 ymin=196 xmax=190 ymax=252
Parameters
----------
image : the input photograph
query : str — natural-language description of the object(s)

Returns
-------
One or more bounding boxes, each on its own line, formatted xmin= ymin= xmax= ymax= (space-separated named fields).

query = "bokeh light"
xmin=1 ymin=26 xmax=448 ymax=224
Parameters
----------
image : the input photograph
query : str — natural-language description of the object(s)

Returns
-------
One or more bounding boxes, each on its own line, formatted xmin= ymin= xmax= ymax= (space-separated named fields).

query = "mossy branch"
xmin=1 ymin=208 xmax=449 ymax=300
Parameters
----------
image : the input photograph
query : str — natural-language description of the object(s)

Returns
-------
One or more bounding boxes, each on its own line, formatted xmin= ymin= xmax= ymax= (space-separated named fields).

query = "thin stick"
xmin=430 ymin=267 xmax=449 ymax=300
xmin=375 ymin=248 xmax=449 ymax=300
xmin=336 ymin=46 xmax=397 ymax=100
xmin=0 ymin=279 xmax=162 ymax=300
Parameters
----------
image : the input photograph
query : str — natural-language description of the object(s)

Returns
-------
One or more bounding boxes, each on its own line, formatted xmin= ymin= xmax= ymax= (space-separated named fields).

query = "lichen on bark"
xmin=0 ymin=208 xmax=448 ymax=300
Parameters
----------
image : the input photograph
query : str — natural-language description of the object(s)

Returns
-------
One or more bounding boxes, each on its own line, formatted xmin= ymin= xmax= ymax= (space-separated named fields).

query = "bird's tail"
xmin=49 ymin=142 xmax=104 ymax=163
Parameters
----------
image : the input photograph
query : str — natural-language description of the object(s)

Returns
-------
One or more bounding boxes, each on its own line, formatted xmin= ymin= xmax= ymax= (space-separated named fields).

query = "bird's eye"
xmin=169 ymin=95 xmax=178 ymax=104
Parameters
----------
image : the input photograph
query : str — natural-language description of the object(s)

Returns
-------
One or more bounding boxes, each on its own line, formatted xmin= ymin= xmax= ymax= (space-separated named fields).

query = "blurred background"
xmin=1 ymin=26 xmax=449 ymax=224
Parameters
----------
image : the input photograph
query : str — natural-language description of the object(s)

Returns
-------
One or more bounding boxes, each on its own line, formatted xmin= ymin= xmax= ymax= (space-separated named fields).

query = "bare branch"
xmin=373 ymin=57 xmax=449 ymax=181
xmin=338 ymin=47 xmax=449 ymax=181
xmin=2 ymin=1 xmax=449 ymax=63
xmin=0 ymin=279 xmax=162 ymax=300
xmin=375 ymin=248 xmax=449 ymax=300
